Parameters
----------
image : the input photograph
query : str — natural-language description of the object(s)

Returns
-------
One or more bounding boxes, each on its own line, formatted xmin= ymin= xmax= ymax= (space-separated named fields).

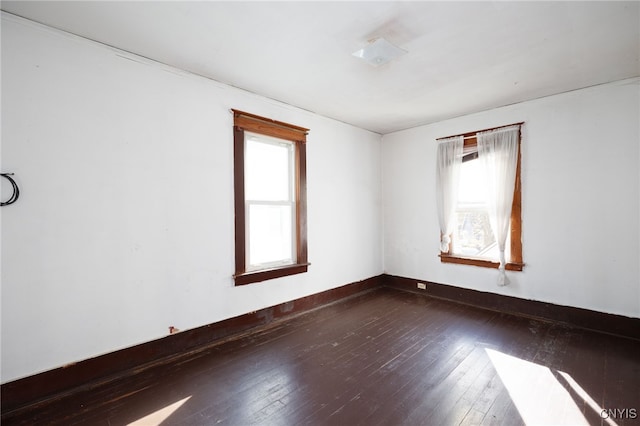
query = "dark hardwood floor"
xmin=6 ymin=287 xmax=640 ymax=425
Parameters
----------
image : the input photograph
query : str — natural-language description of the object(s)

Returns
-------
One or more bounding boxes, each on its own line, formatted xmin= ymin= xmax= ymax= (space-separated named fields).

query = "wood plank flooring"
xmin=5 ymin=288 xmax=640 ymax=425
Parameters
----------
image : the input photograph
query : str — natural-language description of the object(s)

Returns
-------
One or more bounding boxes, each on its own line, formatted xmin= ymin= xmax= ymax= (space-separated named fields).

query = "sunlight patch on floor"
xmin=558 ymin=371 xmax=618 ymax=426
xmin=127 ymin=396 xmax=192 ymax=426
xmin=486 ymin=349 xmax=588 ymax=425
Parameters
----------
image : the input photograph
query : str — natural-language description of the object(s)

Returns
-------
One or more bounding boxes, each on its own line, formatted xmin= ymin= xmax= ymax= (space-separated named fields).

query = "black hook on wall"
xmin=1 ymin=173 xmax=20 ymax=206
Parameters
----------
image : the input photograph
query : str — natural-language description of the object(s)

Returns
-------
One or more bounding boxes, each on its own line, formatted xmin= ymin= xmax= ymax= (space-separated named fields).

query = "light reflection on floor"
xmin=557 ymin=371 xmax=619 ymax=426
xmin=127 ymin=396 xmax=192 ymax=426
xmin=485 ymin=348 xmax=615 ymax=426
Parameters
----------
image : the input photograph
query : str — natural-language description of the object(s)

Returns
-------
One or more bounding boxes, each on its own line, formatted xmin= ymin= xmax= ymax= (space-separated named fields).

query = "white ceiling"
xmin=2 ymin=1 xmax=639 ymax=134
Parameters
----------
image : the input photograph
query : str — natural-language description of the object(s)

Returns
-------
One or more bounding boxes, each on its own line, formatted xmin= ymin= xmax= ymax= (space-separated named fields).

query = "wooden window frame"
xmin=438 ymin=123 xmax=524 ymax=271
xmin=232 ymin=109 xmax=309 ymax=285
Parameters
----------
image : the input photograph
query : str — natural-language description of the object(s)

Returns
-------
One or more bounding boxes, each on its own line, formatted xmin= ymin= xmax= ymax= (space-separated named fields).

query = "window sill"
xmin=439 ymin=254 xmax=524 ymax=271
xmin=234 ymin=263 xmax=310 ymax=286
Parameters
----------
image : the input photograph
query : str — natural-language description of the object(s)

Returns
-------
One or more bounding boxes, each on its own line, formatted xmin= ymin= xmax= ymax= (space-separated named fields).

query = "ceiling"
xmin=2 ymin=1 xmax=639 ymax=134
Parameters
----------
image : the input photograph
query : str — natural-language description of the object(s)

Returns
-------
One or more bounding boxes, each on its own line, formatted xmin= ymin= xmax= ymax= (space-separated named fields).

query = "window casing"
xmin=233 ymin=110 xmax=309 ymax=285
xmin=439 ymin=124 xmax=524 ymax=271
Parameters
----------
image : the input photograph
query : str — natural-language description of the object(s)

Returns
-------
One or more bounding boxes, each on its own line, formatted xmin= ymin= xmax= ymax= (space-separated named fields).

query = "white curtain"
xmin=436 ymin=136 xmax=463 ymax=253
xmin=477 ymin=125 xmax=520 ymax=286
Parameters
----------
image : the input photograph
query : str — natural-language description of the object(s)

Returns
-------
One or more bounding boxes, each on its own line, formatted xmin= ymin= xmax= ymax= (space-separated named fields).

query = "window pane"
xmin=453 ymin=157 xmax=498 ymax=259
xmin=452 ymin=208 xmax=497 ymax=257
xmin=248 ymin=204 xmax=294 ymax=268
xmin=458 ymin=158 xmax=488 ymax=203
xmin=246 ymin=133 xmax=292 ymax=201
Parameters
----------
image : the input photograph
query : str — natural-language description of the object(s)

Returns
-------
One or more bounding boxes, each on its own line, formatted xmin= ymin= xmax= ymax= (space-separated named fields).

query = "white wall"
xmin=3 ymin=11 xmax=638 ymax=385
xmin=383 ymin=78 xmax=640 ymax=319
xmin=0 ymin=15 xmax=383 ymax=383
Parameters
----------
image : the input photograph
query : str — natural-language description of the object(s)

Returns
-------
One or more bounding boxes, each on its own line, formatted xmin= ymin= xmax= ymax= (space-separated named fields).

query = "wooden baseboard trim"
xmin=382 ymin=274 xmax=640 ymax=341
xmin=1 ymin=275 xmax=382 ymax=417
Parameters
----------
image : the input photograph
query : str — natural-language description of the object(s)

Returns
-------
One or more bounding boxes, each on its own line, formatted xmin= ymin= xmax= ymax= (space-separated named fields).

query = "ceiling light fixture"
xmin=352 ymin=37 xmax=407 ymax=67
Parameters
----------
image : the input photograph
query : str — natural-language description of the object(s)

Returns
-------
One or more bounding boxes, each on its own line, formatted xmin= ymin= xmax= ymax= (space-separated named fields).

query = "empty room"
xmin=1 ymin=1 xmax=639 ymax=425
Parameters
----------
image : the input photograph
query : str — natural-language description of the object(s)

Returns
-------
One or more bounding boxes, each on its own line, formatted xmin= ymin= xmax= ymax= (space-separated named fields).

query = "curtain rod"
xmin=436 ymin=122 xmax=524 ymax=141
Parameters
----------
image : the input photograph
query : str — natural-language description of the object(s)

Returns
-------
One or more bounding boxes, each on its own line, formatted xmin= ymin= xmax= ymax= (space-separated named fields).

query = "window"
xmin=452 ymin=155 xmax=499 ymax=259
xmin=232 ymin=110 xmax=309 ymax=285
xmin=438 ymin=124 xmax=524 ymax=272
